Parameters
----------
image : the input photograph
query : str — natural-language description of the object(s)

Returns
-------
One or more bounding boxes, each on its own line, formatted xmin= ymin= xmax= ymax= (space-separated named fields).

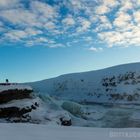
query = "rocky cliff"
xmin=0 ymin=85 xmax=39 ymax=123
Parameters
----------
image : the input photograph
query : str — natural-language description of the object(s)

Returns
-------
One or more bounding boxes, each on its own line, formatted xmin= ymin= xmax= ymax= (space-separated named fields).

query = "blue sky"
xmin=0 ymin=0 xmax=140 ymax=82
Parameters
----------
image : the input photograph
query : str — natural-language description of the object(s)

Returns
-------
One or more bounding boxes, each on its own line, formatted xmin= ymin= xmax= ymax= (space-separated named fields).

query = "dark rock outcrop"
xmin=0 ymin=85 xmax=39 ymax=123
xmin=0 ymin=89 xmax=33 ymax=104
xmin=60 ymin=117 xmax=72 ymax=126
xmin=0 ymin=103 xmax=38 ymax=118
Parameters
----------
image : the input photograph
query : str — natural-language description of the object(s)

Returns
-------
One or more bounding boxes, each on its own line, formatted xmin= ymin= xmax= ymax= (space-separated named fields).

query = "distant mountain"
xmin=28 ymin=62 xmax=140 ymax=104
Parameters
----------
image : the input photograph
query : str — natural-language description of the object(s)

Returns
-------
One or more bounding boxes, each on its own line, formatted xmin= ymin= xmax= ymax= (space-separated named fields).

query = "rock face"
xmin=60 ymin=117 xmax=72 ymax=126
xmin=0 ymin=85 xmax=73 ymax=125
xmin=0 ymin=89 xmax=33 ymax=104
xmin=0 ymin=84 xmax=39 ymax=123
xmin=0 ymin=102 xmax=39 ymax=118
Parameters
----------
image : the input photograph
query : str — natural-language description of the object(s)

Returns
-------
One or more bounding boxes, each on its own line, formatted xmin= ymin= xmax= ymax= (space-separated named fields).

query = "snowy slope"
xmin=28 ymin=62 xmax=140 ymax=104
xmin=0 ymin=123 xmax=139 ymax=140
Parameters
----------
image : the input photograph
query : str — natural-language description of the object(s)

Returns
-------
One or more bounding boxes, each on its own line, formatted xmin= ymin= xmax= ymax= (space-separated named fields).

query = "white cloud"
xmin=62 ymin=15 xmax=75 ymax=26
xmin=103 ymin=0 xmax=119 ymax=8
xmin=0 ymin=0 xmax=140 ymax=49
xmin=69 ymin=0 xmax=84 ymax=12
xmin=119 ymin=0 xmax=134 ymax=12
xmin=96 ymin=0 xmax=140 ymax=48
xmin=95 ymin=0 xmax=119 ymax=15
xmin=3 ymin=28 xmax=42 ymax=42
xmin=95 ymin=15 xmax=112 ymax=31
xmin=4 ymin=30 xmax=27 ymax=41
xmin=0 ymin=0 xmax=20 ymax=9
xmin=26 ymin=37 xmax=55 ymax=47
xmin=113 ymin=12 xmax=132 ymax=28
xmin=98 ymin=31 xmax=124 ymax=47
xmin=133 ymin=11 xmax=140 ymax=26
xmin=88 ymin=47 xmax=103 ymax=52
xmin=49 ymin=43 xmax=65 ymax=48
xmin=0 ymin=9 xmax=40 ymax=27
xmin=89 ymin=15 xmax=99 ymax=23
xmin=95 ymin=5 xmax=110 ymax=15
xmin=98 ymin=24 xmax=140 ymax=47
xmin=84 ymin=36 xmax=93 ymax=41
xmin=31 ymin=1 xmax=58 ymax=19
xmin=44 ymin=22 xmax=56 ymax=30
xmin=0 ymin=21 xmax=3 ymax=26
xmin=0 ymin=21 xmax=5 ymax=32
xmin=136 ymin=0 xmax=140 ymax=6
xmin=33 ymin=37 xmax=49 ymax=43
xmin=77 ymin=18 xmax=91 ymax=32
xmin=0 ymin=1 xmax=58 ymax=28
xmin=24 ymin=28 xmax=42 ymax=36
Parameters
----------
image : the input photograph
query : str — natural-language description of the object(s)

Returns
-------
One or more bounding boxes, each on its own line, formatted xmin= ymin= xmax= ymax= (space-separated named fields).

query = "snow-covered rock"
xmin=0 ymin=84 xmax=41 ymax=123
xmin=0 ymin=84 xmax=33 ymax=104
xmin=0 ymin=84 xmax=32 ymax=93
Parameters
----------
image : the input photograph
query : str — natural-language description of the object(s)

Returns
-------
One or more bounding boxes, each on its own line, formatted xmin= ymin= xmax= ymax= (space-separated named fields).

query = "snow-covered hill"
xmin=0 ymin=63 xmax=140 ymax=127
xmin=28 ymin=62 xmax=140 ymax=104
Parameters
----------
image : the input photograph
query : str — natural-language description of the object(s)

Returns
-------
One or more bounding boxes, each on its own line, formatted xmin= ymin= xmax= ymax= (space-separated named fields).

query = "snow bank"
xmin=0 ymin=98 xmax=40 ymax=109
xmin=0 ymin=123 xmax=139 ymax=140
xmin=0 ymin=85 xmax=32 ymax=92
